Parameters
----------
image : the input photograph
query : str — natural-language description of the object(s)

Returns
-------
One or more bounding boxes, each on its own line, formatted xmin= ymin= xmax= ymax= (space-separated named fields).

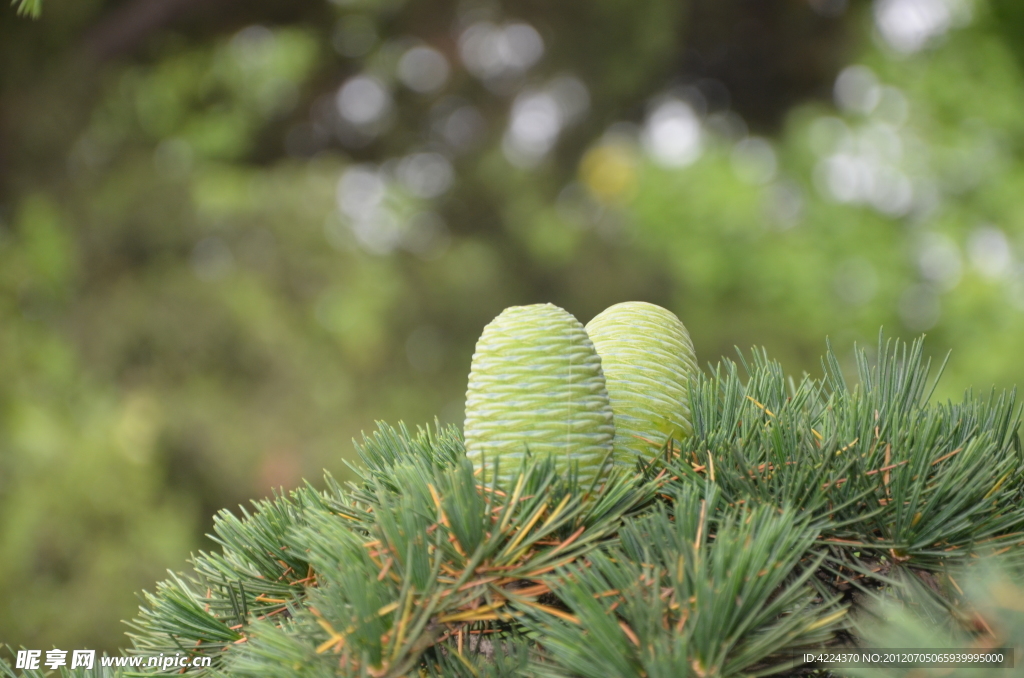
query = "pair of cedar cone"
xmin=463 ymin=301 xmax=698 ymax=487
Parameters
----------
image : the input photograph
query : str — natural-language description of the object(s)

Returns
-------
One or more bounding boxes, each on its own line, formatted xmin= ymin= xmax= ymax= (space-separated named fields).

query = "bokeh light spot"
xmin=874 ymin=0 xmax=962 ymax=53
xmin=968 ymin=225 xmax=1013 ymax=279
xmin=731 ymin=137 xmax=778 ymax=185
xmin=834 ymin=65 xmax=881 ymax=115
xmin=459 ymin=21 xmax=544 ymax=84
xmin=580 ymin=143 xmax=637 ymax=204
xmin=503 ymin=91 xmax=562 ymax=167
xmin=438 ymin=104 xmax=486 ymax=152
xmin=917 ymin=233 xmax=962 ymax=291
xmin=397 ymin=46 xmax=450 ymax=94
xmin=336 ymin=75 xmax=392 ymax=127
xmin=397 ymin=152 xmax=454 ymax=199
xmin=642 ymin=99 xmax=702 ymax=168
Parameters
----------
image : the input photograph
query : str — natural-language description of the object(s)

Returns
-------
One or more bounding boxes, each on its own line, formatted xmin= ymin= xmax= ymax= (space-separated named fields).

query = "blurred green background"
xmin=3 ymin=0 xmax=1024 ymax=653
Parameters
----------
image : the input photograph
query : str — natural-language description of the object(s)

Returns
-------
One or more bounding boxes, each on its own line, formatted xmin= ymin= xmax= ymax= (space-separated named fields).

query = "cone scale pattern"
xmin=586 ymin=301 xmax=698 ymax=466
xmin=464 ymin=304 xmax=615 ymax=488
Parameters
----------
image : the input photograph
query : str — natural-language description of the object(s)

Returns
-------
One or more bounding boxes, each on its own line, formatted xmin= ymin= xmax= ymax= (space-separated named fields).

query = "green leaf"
xmin=11 ymin=0 xmax=41 ymax=18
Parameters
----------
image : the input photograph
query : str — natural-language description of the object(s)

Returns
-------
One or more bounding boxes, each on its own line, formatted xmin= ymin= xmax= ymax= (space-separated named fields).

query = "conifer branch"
xmin=11 ymin=0 xmax=41 ymax=18
xmin=108 ymin=335 xmax=1024 ymax=677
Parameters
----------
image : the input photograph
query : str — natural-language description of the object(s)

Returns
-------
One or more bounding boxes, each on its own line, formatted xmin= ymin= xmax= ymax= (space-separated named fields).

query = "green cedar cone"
xmin=464 ymin=303 xmax=615 ymax=488
xmin=585 ymin=301 xmax=698 ymax=466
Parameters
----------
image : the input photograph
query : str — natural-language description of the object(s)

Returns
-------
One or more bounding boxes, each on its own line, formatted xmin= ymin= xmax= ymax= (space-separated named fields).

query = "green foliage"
xmin=55 ymin=336 xmax=1019 ymax=678
xmin=1 ymin=663 xmax=122 ymax=678
xmin=614 ymin=7 xmax=1024 ymax=396
xmin=844 ymin=561 xmax=1024 ymax=678
xmin=681 ymin=337 xmax=1024 ymax=567
xmin=7 ymin=0 xmax=1024 ymax=655
xmin=524 ymin=490 xmax=840 ymax=678
xmin=10 ymin=0 xmax=40 ymax=18
xmin=0 ymin=197 xmax=196 ymax=651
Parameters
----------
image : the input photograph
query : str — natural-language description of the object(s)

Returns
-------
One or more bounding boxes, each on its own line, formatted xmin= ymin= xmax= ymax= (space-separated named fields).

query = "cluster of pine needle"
xmin=5 ymin=336 xmax=1024 ymax=678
